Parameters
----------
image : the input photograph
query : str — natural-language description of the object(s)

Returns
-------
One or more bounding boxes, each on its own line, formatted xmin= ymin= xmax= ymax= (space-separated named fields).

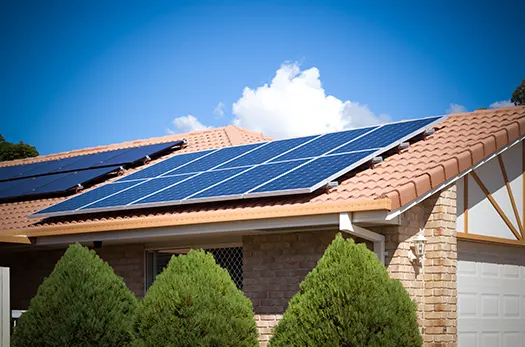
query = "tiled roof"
xmin=1 ymin=106 xmax=525 ymax=236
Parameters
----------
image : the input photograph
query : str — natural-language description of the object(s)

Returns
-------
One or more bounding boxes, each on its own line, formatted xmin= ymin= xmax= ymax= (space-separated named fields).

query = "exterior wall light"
xmin=408 ymin=233 xmax=427 ymax=265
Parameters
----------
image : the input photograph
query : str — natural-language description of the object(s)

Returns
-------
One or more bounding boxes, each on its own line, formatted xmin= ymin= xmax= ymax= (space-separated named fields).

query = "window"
xmin=145 ymin=246 xmax=243 ymax=291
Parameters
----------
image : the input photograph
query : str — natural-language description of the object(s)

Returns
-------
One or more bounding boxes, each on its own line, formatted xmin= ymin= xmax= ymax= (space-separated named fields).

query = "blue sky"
xmin=2 ymin=0 xmax=524 ymax=155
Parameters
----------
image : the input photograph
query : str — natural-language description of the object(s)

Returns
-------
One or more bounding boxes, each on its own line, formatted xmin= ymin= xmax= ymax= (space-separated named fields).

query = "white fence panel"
xmin=0 ymin=267 xmax=9 ymax=347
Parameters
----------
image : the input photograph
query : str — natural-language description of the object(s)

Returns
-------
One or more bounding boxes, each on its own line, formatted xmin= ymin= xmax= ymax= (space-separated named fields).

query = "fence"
xmin=0 ymin=267 xmax=9 ymax=347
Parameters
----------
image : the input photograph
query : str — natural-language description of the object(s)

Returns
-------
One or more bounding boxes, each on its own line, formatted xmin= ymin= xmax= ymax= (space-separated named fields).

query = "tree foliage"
xmin=134 ymin=249 xmax=259 ymax=347
xmin=0 ymin=134 xmax=39 ymax=161
xmin=12 ymin=244 xmax=138 ymax=347
xmin=269 ymin=234 xmax=422 ymax=347
xmin=511 ymin=78 xmax=525 ymax=106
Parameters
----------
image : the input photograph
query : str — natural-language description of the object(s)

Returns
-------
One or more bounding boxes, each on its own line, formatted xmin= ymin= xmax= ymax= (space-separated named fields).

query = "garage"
xmin=458 ymin=240 xmax=525 ymax=347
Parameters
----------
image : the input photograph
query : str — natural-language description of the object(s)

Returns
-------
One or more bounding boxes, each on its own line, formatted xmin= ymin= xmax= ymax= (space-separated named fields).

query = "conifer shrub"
xmin=269 ymin=234 xmax=422 ymax=347
xmin=12 ymin=243 xmax=138 ymax=347
xmin=134 ymin=249 xmax=258 ymax=347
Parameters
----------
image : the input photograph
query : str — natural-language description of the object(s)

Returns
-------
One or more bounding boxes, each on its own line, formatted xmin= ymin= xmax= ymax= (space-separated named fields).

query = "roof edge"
xmin=4 ymin=198 xmax=392 ymax=238
xmin=383 ymin=115 xmax=525 ymax=210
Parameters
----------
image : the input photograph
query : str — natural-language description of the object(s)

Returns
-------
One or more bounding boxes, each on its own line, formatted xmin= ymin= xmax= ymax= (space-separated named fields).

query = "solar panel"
xmin=117 ymin=150 xmax=215 ymax=182
xmin=0 ymin=166 xmax=122 ymax=200
xmin=96 ymin=141 xmax=183 ymax=167
xmin=191 ymin=160 xmax=308 ymax=201
xmin=132 ymin=168 xmax=247 ymax=206
xmin=36 ymin=180 xmax=141 ymax=216
xmin=0 ymin=174 xmax=71 ymax=199
xmin=164 ymin=143 xmax=265 ymax=175
xmin=30 ymin=166 xmax=122 ymax=195
xmin=216 ymin=136 xmax=316 ymax=169
xmin=0 ymin=179 xmax=27 ymax=194
xmin=0 ymin=161 xmax=50 ymax=182
xmin=0 ymin=141 xmax=183 ymax=182
xmin=249 ymin=151 xmax=375 ymax=196
xmin=84 ymin=174 xmax=196 ymax=210
xmin=54 ymin=149 xmax=132 ymax=173
xmin=32 ymin=116 xmax=444 ymax=218
xmin=330 ymin=118 xmax=438 ymax=154
xmin=269 ymin=126 xmax=377 ymax=162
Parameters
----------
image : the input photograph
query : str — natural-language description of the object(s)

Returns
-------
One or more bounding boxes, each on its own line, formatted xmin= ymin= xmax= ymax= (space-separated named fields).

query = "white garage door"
xmin=458 ymin=241 xmax=525 ymax=347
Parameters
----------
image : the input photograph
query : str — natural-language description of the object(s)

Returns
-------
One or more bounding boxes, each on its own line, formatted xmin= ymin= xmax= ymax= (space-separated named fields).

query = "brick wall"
xmin=243 ymin=230 xmax=372 ymax=345
xmin=243 ymin=230 xmax=338 ymax=346
xmin=372 ymin=185 xmax=458 ymax=346
xmin=96 ymin=244 xmax=145 ymax=298
xmin=0 ymin=243 xmax=145 ymax=309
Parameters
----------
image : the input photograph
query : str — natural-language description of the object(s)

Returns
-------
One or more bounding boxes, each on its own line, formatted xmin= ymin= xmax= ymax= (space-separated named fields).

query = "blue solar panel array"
xmin=33 ymin=116 xmax=444 ymax=218
xmin=0 ymin=141 xmax=183 ymax=201
xmin=0 ymin=141 xmax=182 ymax=182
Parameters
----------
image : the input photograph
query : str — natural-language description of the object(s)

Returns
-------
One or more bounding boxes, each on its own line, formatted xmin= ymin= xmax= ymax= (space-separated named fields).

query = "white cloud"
xmin=231 ymin=62 xmax=388 ymax=139
xmin=213 ymin=102 xmax=225 ymax=118
xmin=489 ymin=100 xmax=514 ymax=109
xmin=446 ymin=103 xmax=467 ymax=114
xmin=168 ymin=115 xmax=210 ymax=134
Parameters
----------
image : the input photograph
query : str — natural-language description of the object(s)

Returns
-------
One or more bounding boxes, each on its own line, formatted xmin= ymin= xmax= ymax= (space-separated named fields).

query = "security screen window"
xmin=145 ymin=246 xmax=243 ymax=291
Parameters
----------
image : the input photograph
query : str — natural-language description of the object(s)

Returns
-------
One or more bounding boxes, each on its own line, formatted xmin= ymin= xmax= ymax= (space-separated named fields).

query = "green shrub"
xmin=269 ymin=234 xmax=422 ymax=347
xmin=12 ymin=243 xmax=138 ymax=347
xmin=134 ymin=249 xmax=258 ymax=347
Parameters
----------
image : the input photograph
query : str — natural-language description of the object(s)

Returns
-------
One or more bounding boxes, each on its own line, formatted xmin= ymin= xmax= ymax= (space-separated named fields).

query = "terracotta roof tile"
xmin=1 ymin=106 xmax=525 ymax=235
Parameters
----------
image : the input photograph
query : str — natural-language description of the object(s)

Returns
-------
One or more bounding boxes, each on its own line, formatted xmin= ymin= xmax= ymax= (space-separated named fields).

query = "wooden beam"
xmin=457 ymin=231 xmax=525 ymax=248
xmin=0 ymin=235 xmax=31 ymax=244
xmin=498 ymin=155 xmax=524 ymax=237
xmin=464 ymin=175 xmax=469 ymax=233
xmin=470 ymin=171 xmax=522 ymax=240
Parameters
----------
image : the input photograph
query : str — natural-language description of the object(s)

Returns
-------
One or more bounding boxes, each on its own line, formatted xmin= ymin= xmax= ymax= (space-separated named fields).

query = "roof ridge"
xmin=448 ymin=104 xmax=525 ymax=117
xmin=223 ymin=125 xmax=245 ymax=145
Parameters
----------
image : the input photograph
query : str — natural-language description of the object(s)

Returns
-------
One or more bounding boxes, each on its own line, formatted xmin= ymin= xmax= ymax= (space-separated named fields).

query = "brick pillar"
xmin=380 ymin=185 xmax=457 ymax=347
xmin=421 ymin=186 xmax=458 ymax=346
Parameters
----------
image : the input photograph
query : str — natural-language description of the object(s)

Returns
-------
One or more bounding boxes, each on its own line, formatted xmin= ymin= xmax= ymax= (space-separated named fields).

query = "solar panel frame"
xmin=31 ymin=115 xmax=445 ymax=218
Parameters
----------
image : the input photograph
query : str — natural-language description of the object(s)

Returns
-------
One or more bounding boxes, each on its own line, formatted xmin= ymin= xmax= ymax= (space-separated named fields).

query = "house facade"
xmin=1 ymin=107 xmax=524 ymax=347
